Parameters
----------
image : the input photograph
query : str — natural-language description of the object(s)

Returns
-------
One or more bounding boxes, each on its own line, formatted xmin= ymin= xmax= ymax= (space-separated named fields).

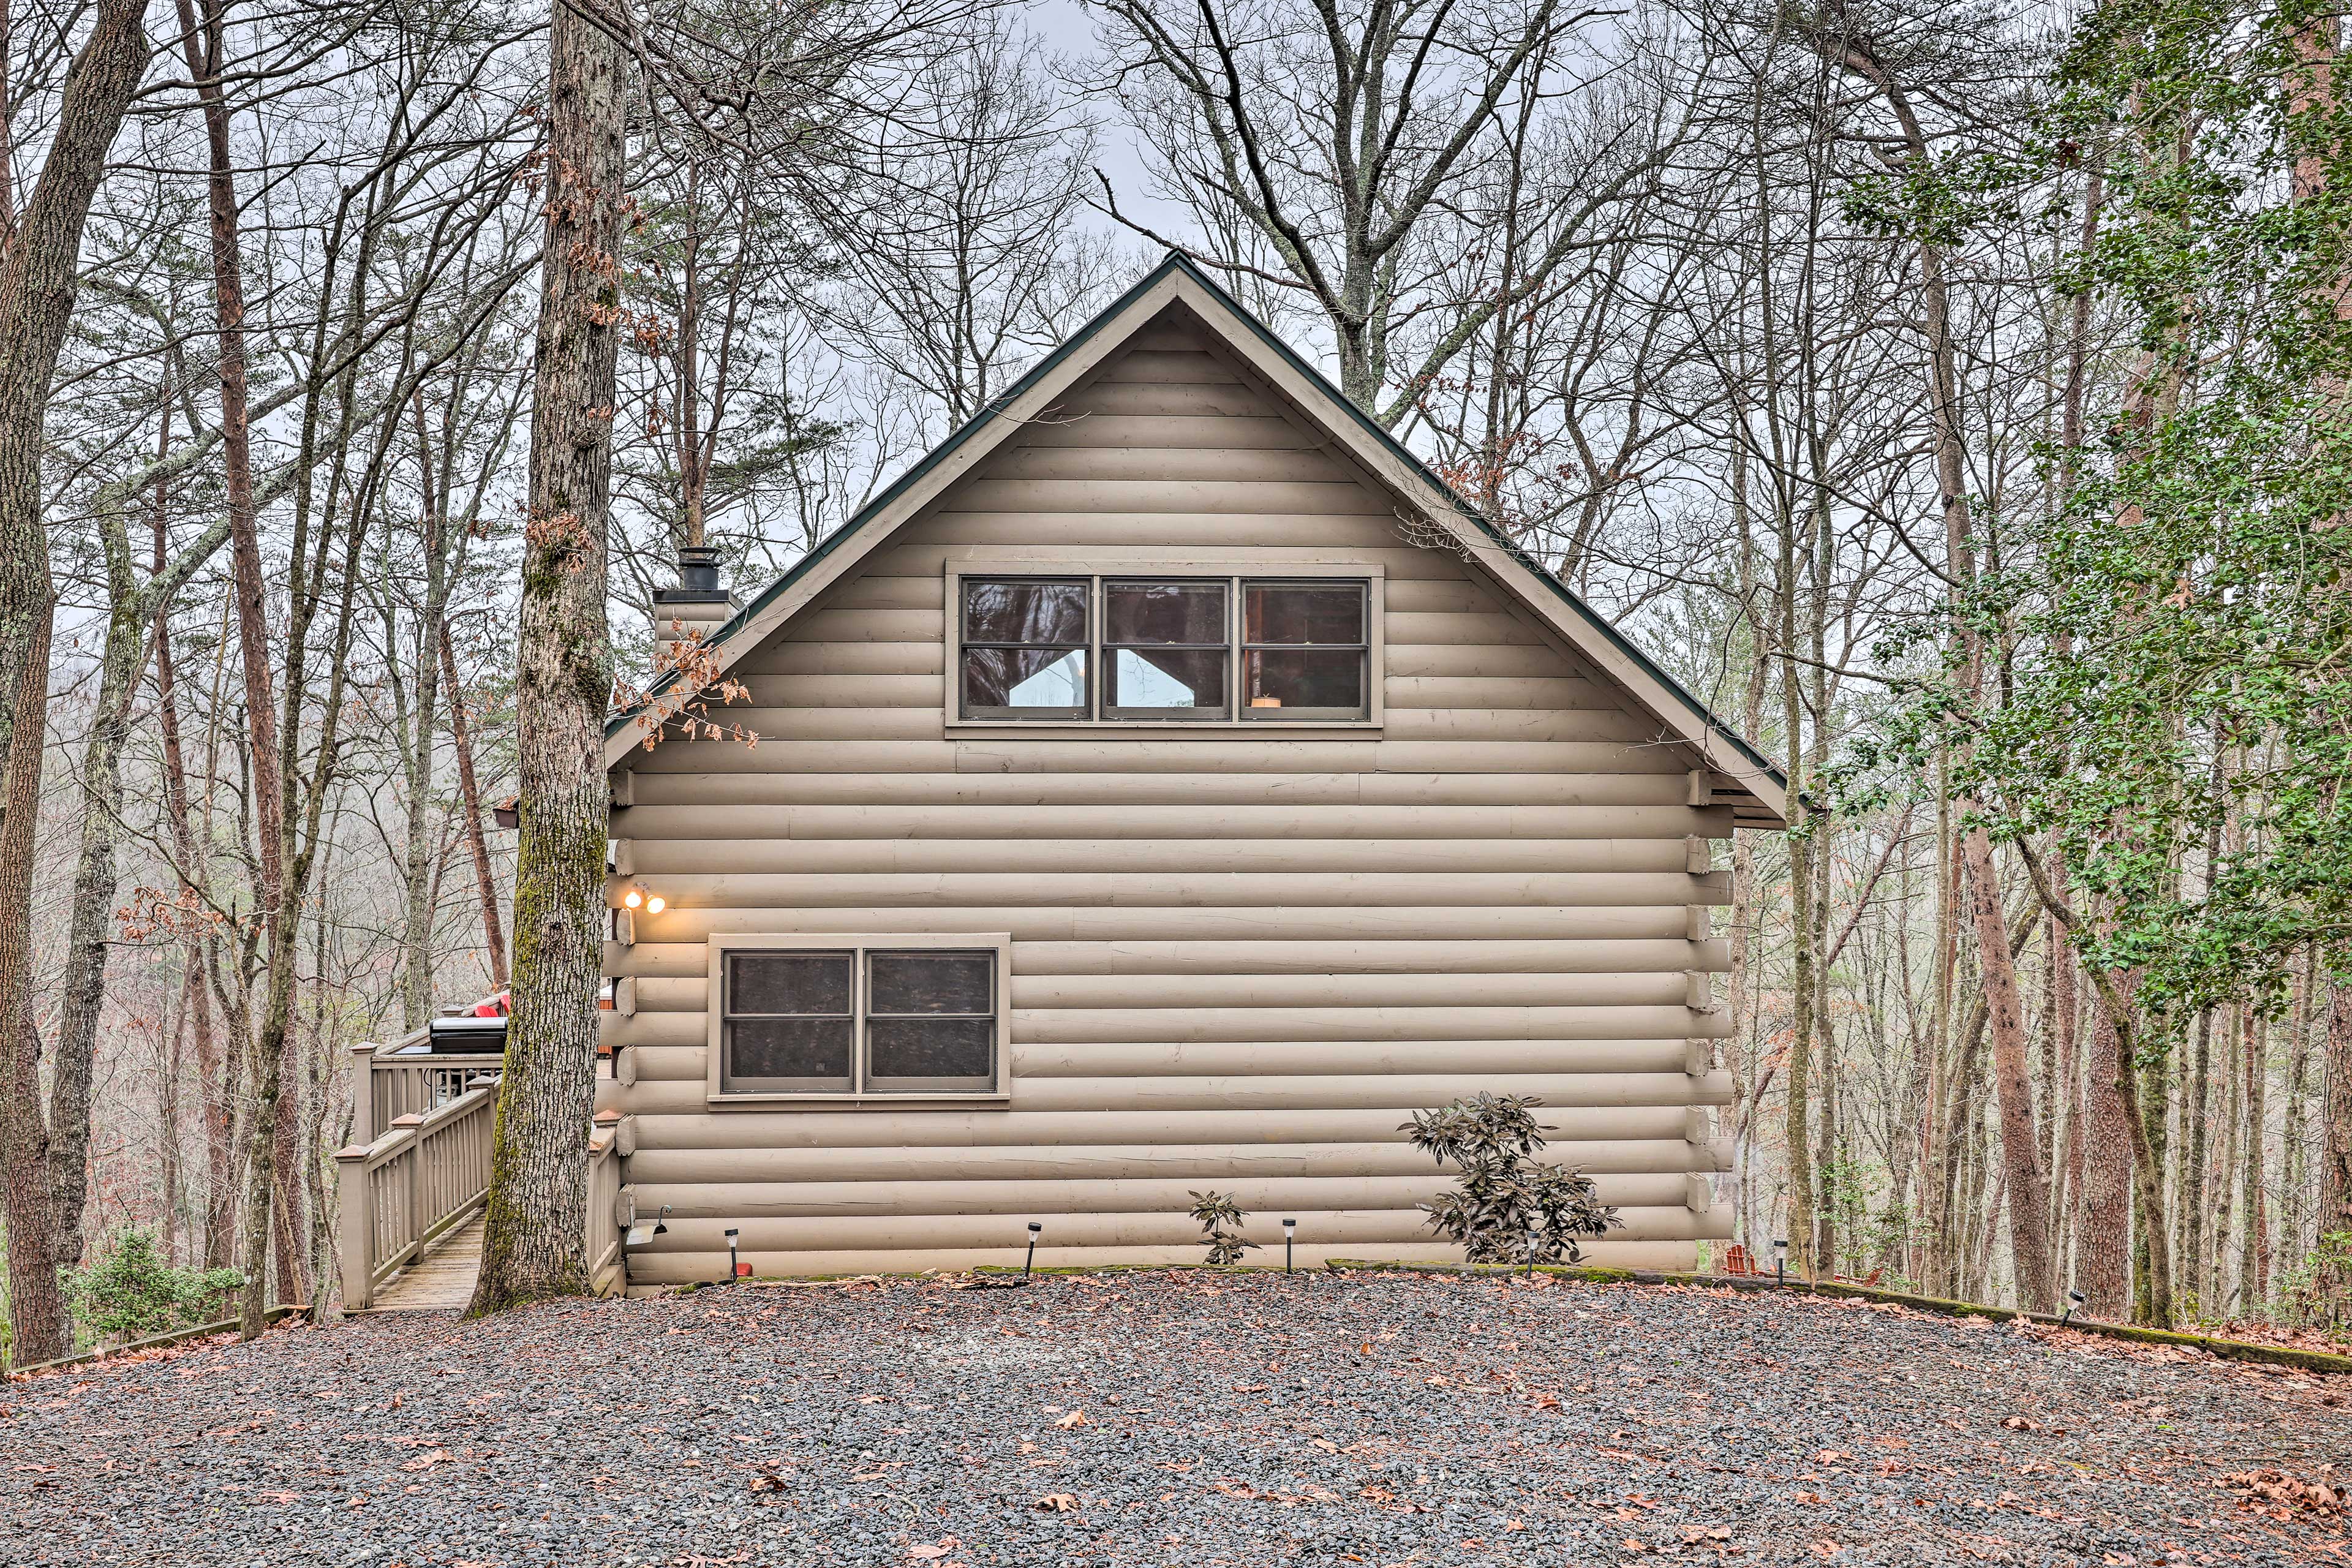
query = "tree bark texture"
xmin=1956 ymin=827 xmax=2059 ymax=1311
xmin=176 ymin=0 xmax=307 ymax=1338
xmin=0 ymin=0 xmax=150 ymax=1368
xmin=466 ymin=0 xmax=622 ymax=1315
xmin=2320 ymin=978 xmax=2352 ymax=1296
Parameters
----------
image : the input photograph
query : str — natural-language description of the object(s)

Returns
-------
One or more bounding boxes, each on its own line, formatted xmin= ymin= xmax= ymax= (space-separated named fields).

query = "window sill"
xmin=948 ymin=719 xmax=1381 ymax=737
xmin=707 ymin=1091 xmax=1012 ymax=1109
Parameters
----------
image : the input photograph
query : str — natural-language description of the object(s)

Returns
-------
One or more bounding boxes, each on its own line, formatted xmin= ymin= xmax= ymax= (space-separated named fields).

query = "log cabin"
xmin=594 ymin=254 xmax=1785 ymax=1283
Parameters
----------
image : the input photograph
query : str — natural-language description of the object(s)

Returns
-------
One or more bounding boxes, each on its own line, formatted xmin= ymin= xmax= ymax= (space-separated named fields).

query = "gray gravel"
xmin=4 ymin=1270 xmax=2347 ymax=1566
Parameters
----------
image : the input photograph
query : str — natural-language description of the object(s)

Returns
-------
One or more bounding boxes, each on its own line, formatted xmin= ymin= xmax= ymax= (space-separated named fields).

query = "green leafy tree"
xmin=72 ymin=1231 xmax=242 ymax=1343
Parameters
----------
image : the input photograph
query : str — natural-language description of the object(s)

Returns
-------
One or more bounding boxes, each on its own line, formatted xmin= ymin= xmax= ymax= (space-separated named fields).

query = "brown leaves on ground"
xmin=1033 ymin=1492 xmax=1080 ymax=1512
xmin=2219 ymin=1466 xmax=2346 ymax=1518
xmin=1054 ymin=1409 xmax=1086 ymax=1428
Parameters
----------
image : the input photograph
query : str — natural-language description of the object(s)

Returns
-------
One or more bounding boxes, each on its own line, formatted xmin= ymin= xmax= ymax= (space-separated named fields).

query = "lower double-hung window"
xmin=713 ymin=937 xmax=1007 ymax=1099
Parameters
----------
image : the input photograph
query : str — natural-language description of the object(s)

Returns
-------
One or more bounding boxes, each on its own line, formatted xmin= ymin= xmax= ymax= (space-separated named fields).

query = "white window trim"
xmin=942 ymin=553 xmax=1385 ymax=733
xmin=704 ymin=932 xmax=1013 ymax=1107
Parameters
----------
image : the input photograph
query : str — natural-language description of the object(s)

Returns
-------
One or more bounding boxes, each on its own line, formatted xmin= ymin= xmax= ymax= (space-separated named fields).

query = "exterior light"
xmin=1771 ymin=1237 xmax=1787 ymax=1289
xmin=622 ymin=884 xmax=644 ymax=909
xmin=1526 ymin=1226 xmax=1541 ymax=1278
xmin=1283 ymin=1217 xmax=1296 ymax=1275
xmin=726 ymin=1226 xmax=744 ymax=1282
xmin=643 ymin=894 xmax=666 ymax=914
xmin=1023 ymin=1221 xmax=1042 ymax=1280
xmin=2062 ymin=1287 xmax=2086 ymax=1327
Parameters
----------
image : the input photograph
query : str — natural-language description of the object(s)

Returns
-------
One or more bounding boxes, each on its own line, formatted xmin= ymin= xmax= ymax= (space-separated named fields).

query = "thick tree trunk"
xmin=2077 ymin=979 xmax=2136 ymax=1317
xmin=466 ymin=0 xmax=622 ymax=1315
xmin=0 ymin=0 xmax=151 ymax=1369
xmin=2320 ymin=979 xmax=2352 ymax=1297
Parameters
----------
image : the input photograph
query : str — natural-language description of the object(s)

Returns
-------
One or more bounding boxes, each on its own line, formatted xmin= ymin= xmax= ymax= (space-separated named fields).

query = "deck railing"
xmin=335 ymin=1073 xmax=500 ymax=1310
xmin=353 ymin=1042 xmax=505 ymax=1141
xmin=586 ymin=1121 xmax=624 ymax=1295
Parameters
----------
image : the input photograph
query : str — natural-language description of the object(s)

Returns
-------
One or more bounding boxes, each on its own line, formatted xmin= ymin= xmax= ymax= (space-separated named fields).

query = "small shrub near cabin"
xmin=72 ymin=1231 xmax=243 ymax=1344
xmin=1404 ymin=1093 xmax=1619 ymax=1265
xmin=1188 ymin=1190 xmax=1259 ymax=1265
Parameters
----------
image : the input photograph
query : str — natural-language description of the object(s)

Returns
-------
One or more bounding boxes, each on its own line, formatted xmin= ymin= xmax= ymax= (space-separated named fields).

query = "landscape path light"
xmin=1283 ymin=1217 xmax=1295 ymax=1275
xmin=726 ymin=1226 xmax=743 ymax=1281
xmin=1024 ymin=1221 xmax=1042 ymax=1280
xmin=2062 ymin=1288 xmax=2086 ymax=1327
xmin=1772 ymin=1237 xmax=1787 ymax=1289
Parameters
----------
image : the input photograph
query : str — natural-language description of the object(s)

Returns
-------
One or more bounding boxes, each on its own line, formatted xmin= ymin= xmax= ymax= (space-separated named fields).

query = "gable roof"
xmin=610 ymin=252 xmax=1787 ymax=826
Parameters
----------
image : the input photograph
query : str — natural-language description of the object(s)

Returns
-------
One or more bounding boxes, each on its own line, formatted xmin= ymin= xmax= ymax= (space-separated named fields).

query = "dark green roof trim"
xmin=612 ymin=251 xmax=1782 ymax=794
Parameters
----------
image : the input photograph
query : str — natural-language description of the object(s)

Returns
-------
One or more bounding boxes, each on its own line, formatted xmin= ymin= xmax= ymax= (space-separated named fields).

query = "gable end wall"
xmin=602 ymin=309 xmax=1737 ymax=1280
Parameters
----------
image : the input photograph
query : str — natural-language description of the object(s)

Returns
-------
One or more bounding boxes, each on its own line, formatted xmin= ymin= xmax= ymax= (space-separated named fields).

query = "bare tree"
xmin=0 ymin=0 xmax=151 ymax=1370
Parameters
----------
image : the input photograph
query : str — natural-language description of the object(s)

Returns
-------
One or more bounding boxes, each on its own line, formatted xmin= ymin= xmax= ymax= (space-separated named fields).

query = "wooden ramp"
xmin=370 ymin=1216 xmax=483 ymax=1311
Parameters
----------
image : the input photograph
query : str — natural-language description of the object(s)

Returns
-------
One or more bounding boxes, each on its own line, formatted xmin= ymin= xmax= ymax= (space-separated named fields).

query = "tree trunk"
xmin=1956 ymin=829 xmax=2059 ymax=1310
xmin=466 ymin=0 xmax=622 ymax=1314
xmin=2320 ymin=978 xmax=2352 ymax=1298
xmin=2241 ymin=1006 xmax=2267 ymax=1311
xmin=440 ymin=625 xmax=508 ymax=990
xmin=49 ymin=535 xmax=151 ymax=1268
xmin=0 ymin=0 xmax=152 ymax=1370
xmin=176 ymin=0 xmax=300 ymax=1340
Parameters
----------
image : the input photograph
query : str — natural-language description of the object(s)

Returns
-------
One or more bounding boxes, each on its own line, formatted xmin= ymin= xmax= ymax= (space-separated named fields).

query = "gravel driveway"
xmin=4 ymin=1270 xmax=2346 ymax=1567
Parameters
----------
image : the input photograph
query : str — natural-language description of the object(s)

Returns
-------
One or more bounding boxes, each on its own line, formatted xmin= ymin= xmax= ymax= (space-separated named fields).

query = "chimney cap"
xmin=663 ymin=543 xmax=726 ymax=600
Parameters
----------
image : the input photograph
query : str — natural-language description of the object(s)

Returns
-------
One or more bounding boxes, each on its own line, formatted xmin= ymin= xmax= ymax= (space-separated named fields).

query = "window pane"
xmin=1106 ymin=582 xmax=1224 ymax=644
xmin=1245 ymin=584 xmax=1365 ymax=646
xmin=728 ymin=951 xmax=851 ymax=1016
xmin=1109 ymin=647 xmax=1227 ymax=711
xmin=867 ymin=1017 xmax=993 ymax=1081
xmin=728 ymin=1017 xmax=853 ymax=1084
xmin=869 ymin=951 xmax=993 ymax=1016
xmin=1246 ymin=648 xmax=1365 ymax=712
xmin=962 ymin=647 xmax=1087 ymax=710
xmin=965 ymin=579 xmax=1086 ymax=644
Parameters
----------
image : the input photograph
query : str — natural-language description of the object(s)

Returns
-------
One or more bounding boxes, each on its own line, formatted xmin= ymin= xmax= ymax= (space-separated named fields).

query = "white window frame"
xmin=943 ymin=552 xmax=1385 ymax=733
xmin=704 ymin=932 xmax=1013 ymax=1106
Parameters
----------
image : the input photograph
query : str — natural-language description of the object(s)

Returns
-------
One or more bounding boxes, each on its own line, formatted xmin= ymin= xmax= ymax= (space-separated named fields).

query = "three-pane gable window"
xmin=956 ymin=575 xmax=1370 ymax=722
xmin=719 ymin=941 xmax=1003 ymax=1096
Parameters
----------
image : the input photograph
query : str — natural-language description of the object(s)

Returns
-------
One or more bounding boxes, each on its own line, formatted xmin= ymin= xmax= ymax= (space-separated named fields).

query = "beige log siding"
xmin=607 ymin=310 xmax=1736 ymax=1280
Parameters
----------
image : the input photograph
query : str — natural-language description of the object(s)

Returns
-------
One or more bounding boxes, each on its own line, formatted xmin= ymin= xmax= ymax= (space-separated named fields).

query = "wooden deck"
xmin=369 ymin=1215 xmax=483 ymax=1311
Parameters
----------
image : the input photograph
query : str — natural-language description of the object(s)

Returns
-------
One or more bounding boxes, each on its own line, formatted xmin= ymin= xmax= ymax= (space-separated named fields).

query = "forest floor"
xmin=2 ymin=1269 xmax=2348 ymax=1567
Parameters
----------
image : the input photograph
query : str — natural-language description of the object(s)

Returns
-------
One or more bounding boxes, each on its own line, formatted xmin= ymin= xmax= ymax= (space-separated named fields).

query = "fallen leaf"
xmin=1033 ymin=1493 xmax=1080 ymax=1512
xmin=905 ymin=1539 xmax=960 ymax=1560
xmin=1055 ymin=1410 xmax=1087 ymax=1429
